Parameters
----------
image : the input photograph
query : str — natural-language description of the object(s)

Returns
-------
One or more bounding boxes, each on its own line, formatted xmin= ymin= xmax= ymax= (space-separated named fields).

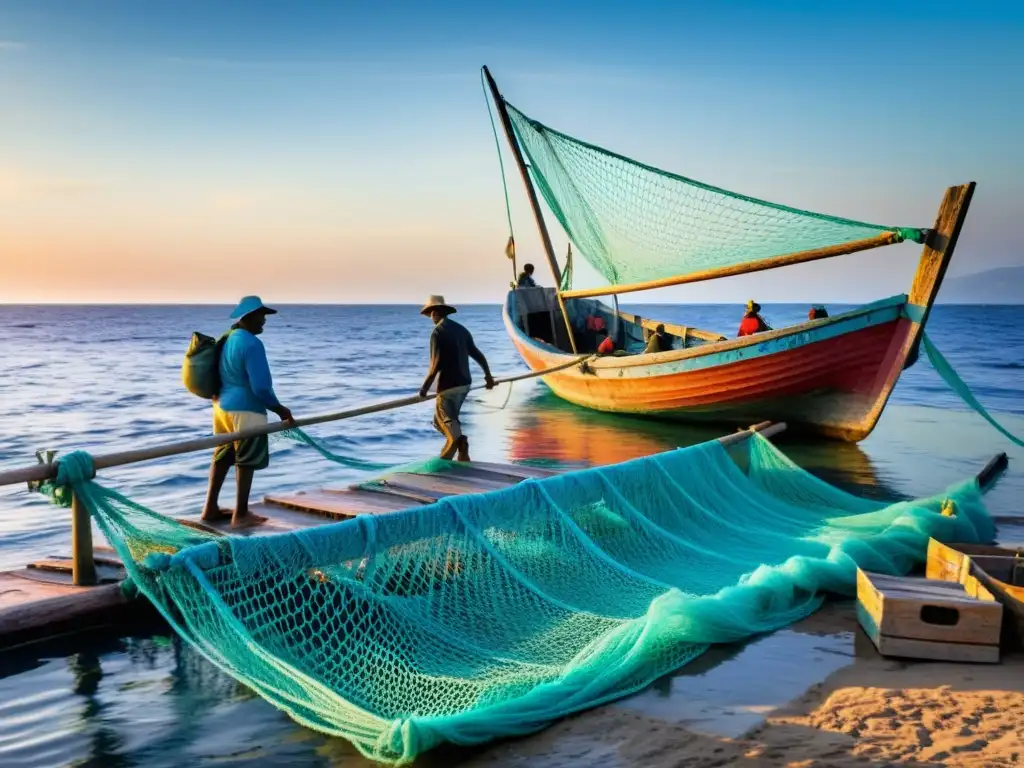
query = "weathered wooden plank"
xmin=356 ymin=483 xmax=445 ymax=505
xmin=26 ymin=560 xmax=124 ymax=584
xmin=365 ymin=472 xmax=514 ymax=499
xmin=265 ymin=489 xmax=414 ymax=517
xmin=439 ymin=463 xmax=536 ymax=484
xmin=0 ymin=571 xmax=154 ymax=650
xmin=869 ymin=632 xmax=1001 ymax=664
xmin=459 ymin=461 xmax=559 ymax=480
xmin=175 ymin=503 xmax=327 ymax=538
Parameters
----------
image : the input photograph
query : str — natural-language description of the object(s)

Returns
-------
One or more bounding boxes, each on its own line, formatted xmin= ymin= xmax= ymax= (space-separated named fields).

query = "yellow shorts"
xmin=213 ymin=405 xmax=270 ymax=470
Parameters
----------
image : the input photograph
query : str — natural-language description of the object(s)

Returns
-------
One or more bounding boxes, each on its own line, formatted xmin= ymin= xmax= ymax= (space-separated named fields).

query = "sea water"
xmin=0 ymin=303 xmax=1022 ymax=767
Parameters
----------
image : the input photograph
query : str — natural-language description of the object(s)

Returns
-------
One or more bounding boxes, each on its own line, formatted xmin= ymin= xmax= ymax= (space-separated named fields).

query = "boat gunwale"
xmin=504 ymin=291 xmax=911 ymax=373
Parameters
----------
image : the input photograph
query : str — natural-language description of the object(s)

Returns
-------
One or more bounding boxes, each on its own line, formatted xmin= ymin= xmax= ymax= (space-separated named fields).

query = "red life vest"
xmin=738 ymin=315 xmax=765 ymax=337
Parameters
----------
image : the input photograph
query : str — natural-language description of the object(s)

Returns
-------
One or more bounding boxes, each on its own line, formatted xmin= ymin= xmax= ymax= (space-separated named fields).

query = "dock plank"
xmin=0 ymin=570 xmax=151 ymax=650
xmin=1 ymin=458 xmax=569 ymax=649
xmin=363 ymin=472 xmax=514 ymax=499
xmin=455 ymin=461 xmax=559 ymax=480
xmin=265 ymin=489 xmax=416 ymax=517
xmin=175 ymin=503 xmax=332 ymax=537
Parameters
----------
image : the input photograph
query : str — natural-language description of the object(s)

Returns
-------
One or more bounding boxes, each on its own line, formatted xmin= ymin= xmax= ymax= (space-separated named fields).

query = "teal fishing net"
xmin=502 ymin=101 xmax=924 ymax=287
xmin=43 ymin=433 xmax=995 ymax=764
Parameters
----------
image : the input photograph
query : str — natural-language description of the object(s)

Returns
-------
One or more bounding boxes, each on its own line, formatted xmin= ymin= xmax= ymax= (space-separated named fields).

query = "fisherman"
xmin=644 ymin=323 xmax=670 ymax=353
xmin=517 ymin=263 xmax=537 ymax=288
xmin=201 ymin=296 xmax=294 ymax=529
xmin=418 ymin=295 xmax=495 ymax=461
xmin=808 ymin=305 xmax=829 ymax=320
xmin=737 ymin=300 xmax=771 ymax=337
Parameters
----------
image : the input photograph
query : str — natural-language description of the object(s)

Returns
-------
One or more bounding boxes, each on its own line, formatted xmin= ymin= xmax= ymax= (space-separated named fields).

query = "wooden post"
xmin=482 ymin=66 xmax=562 ymax=286
xmin=71 ymin=492 xmax=97 ymax=587
xmin=905 ymin=182 xmax=976 ymax=361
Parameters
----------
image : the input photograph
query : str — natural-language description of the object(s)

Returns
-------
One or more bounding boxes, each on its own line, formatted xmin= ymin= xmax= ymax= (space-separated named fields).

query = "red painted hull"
xmin=505 ymin=298 xmax=917 ymax=441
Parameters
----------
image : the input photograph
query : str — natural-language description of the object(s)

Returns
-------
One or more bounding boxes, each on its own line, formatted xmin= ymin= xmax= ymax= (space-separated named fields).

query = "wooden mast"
xmin=482 ymin=66 xmax=578 ymax=354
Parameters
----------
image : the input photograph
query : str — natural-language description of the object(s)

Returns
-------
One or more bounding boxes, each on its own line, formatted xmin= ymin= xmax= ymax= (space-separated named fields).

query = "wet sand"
xmin=388 ymin=601 xmax=1024 ymax=768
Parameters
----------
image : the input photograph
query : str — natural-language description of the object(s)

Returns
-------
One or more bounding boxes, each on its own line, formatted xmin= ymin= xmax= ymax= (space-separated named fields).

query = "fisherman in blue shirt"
xmin=201 ymin=296 xmax=293 ymax=529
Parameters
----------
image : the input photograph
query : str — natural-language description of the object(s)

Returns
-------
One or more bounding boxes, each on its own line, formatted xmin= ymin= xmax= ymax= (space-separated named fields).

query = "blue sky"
xmin=1 ymin=0 xmax=1021 ymax=303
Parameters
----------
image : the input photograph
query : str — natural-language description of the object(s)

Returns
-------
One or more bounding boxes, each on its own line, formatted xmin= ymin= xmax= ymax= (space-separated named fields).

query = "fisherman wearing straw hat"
xmin=202 ymin=295 xmax=294 ymax=529
xmin=418 ymin=295 xmax=495 ymax=462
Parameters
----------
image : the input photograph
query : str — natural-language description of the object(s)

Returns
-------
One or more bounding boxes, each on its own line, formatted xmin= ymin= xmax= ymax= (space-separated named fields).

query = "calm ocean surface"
xmin=1 ymin=302 xmax=1022 ymax=767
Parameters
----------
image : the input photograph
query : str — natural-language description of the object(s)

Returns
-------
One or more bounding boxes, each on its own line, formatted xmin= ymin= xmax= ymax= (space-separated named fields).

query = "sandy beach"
xmin=408 ymin=602 xmax=1024 ymax=768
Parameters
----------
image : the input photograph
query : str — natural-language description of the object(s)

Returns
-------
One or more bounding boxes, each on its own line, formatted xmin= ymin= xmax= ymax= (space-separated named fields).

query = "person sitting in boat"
xmin=419 ymin=295 xmax=495 ymax=462
xmin=644 ymin=324 xmax=670 ymax=353
xmin=808 ymin=305 xmax=829 ymax=320
xmin=517 ymin=263 xmax=537 ymax=288
xmin=737 ymin=300 xmax=772 ymax=337
xmin=202 ymin=296 xmax=294 ymax=530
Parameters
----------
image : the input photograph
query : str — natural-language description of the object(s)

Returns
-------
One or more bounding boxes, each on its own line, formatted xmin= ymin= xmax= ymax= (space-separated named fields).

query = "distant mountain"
xmin=938 ymin=267 xmax=1024 ymax=304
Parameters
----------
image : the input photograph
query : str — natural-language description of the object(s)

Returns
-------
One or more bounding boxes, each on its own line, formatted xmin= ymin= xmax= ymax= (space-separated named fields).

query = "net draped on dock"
xmin=44 ymin=433 xmax=994 ymax=764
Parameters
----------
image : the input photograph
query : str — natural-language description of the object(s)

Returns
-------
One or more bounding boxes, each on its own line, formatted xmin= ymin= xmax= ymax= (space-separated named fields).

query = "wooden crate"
xmin=927 ymin=538 xmax=1024 ymax=650
xmin=856 ymin=567 xmax=1003 ymax=663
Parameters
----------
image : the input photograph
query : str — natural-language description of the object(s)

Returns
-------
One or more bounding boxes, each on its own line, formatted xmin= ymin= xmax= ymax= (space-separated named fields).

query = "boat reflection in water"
xmin=505 ymin=387 xmax=893 ymax=501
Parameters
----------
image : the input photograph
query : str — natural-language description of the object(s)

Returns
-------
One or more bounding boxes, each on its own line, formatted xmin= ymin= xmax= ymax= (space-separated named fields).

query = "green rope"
xmin=922 ymin=332 xmax=1024 ymax=449
xmin=272 ymin=427 xmax=395 ymax=472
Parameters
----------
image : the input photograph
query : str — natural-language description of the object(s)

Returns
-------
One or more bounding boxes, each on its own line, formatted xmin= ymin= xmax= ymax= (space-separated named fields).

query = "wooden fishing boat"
xmin=482 ymin=66 xmax=975 ymax=441
xmin=926 ymin=538 xmax=1024 ymax=650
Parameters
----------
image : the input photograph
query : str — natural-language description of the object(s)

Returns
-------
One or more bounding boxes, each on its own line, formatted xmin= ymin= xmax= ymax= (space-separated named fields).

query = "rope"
xmin=471 ymin=380 xmax=515 ymax=413
xmin=480 ymin=67 xmax=517 ymax=282
xmin=922 ymin=332 xmax=1024 ymax=449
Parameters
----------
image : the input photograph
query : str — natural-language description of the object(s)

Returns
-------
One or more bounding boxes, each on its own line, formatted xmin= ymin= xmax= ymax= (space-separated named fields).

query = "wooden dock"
xmin=0 ymin=459 xmax=560 ymax=649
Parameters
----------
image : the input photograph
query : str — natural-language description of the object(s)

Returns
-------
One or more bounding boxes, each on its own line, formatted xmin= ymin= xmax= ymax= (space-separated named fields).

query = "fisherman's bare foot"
xmin=200 ymin=506 xmax=232 ymax=522
xmin=231 ymin=512 xmax=268 ymax=530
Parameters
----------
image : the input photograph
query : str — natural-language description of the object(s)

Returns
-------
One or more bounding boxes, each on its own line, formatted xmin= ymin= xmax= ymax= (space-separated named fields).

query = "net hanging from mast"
xmin=504 ymin=101 xmax=924 ymax=288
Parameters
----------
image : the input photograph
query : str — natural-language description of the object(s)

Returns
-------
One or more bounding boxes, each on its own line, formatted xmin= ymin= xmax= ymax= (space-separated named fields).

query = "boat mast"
xmin=483 ymin=66 xmax=579 ymax=354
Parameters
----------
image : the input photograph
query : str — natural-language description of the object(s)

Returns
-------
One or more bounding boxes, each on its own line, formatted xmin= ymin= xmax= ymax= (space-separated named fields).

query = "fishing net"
xmin=40 ymin=432 xmax=994 ymax=764
xmin=504 ymin=102 xmax=925 ymax=287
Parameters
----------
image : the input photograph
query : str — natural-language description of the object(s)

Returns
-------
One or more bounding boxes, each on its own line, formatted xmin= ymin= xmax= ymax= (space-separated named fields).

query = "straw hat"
xmin=420 ymin=295 xmax=457 ymax=316
xmin=745 ymin=299 xmax=761 ymax=313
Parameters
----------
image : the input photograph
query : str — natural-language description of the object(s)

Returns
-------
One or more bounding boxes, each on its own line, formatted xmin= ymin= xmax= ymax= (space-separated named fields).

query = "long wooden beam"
xmin=559 ymin=231 xmax=903 ymax=300
xmin=0 ymin=356 xmax=593 ymax=488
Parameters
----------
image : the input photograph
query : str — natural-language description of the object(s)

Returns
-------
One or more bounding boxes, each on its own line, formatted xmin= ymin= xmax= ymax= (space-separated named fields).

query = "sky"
xmin=1 ymin=0 xmax=1022 ymax=304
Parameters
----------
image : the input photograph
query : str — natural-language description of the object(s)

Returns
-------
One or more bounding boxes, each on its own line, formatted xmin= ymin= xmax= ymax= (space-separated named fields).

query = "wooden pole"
xmin=718 ymin=421 xmax=785 ymax=447
xmin=555 ymin=291 xmax=579 ymax=354
xmin=559 ymin=231 xmax=903 ymax=300
xmin=0 ymin=356 xmax=593 ymax=488
xmin=904 ymin=183 xmax=976 ymax=362
xmin=71 ymin=492 xmax=97 ymax=586
xmin=482 ymin=66 xmax=562 ymax=286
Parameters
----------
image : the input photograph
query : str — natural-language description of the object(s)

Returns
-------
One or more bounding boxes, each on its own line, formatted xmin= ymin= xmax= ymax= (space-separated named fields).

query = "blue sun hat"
xmin=229 ymin=295 xmax=277 ymax=319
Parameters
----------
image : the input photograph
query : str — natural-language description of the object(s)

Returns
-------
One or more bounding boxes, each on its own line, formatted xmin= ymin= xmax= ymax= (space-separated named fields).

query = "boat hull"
xmin=503 ymin=294 xmax=917 ymax=441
